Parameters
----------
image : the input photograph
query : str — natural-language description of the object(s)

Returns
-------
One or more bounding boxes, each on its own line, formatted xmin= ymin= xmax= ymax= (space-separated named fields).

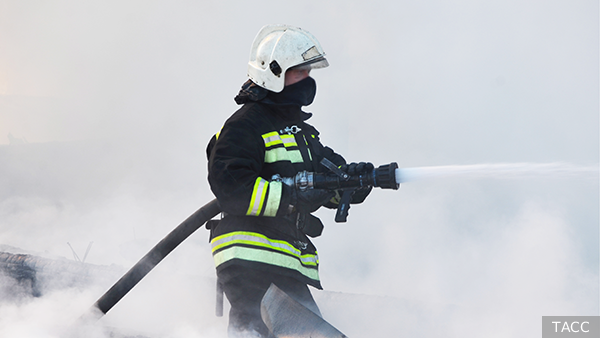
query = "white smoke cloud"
xmin=314 ymin=195 xmax=597 ymax=337
xmin=0 ymin=285 xmax=103 ymax=338
xmin=0 ymin=1 xmax=597 ymax=337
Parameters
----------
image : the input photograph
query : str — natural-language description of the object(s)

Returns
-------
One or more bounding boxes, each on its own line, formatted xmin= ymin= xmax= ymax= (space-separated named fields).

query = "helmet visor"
xmin=291 ymin=56 xmax=329 ymax=71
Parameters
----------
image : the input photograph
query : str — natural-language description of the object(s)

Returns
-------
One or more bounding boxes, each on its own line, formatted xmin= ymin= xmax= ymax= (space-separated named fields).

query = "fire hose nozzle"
xmin=373 ymin=162 xmax=400 ymax=189
xmin=274 ymin=161 xmax=401 ymax=223
xmin=274 ymin=161 xmax=401 ymax=191
xmin=309 ymin=161 xmax=401 ymax=191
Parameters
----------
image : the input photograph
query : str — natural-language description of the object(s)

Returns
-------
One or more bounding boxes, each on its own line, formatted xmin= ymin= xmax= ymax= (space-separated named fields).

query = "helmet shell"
xmin=248 ymin=24 xmax=328 ymax=92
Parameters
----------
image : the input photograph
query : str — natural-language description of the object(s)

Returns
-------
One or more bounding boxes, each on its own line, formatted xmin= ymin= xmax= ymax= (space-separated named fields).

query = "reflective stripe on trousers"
xmin=211 ymin=231 xmax=319 ymax=282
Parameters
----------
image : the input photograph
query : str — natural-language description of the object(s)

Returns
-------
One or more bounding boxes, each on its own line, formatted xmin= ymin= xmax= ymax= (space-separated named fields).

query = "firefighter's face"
xmin=284 ymin=68 xmax=311 ymax=87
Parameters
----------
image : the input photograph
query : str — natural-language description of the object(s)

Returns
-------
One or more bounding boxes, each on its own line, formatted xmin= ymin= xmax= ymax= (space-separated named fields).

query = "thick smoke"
xmin=1 ymin=1 xmax=598 ymax=337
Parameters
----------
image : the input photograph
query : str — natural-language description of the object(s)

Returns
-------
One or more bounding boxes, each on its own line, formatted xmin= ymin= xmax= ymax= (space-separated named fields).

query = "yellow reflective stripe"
xmin=215 ymin=126 xmax=224 ymax=140
xmin=287 ymin=150 xmax=303 ymax=163
xmin=263 ymin=132 xmax=282 ymax=148
xmin=212 ymin=231 xmax=300 ymax=255
xmin=265 ymin=148 xmax=287 ymax=163
xmin=280 ymin=134 xmax=297 ymax=147
xmin=246 ymin=178 xmax=268 ymax=216
xmin=262 ymin=131 xmax=303 ymax=163
xmin=211 ymin=231 xmax=319 ymax=268
xmin=263 ymin=132 xmax=298 ymax=148
xmin=263 ymin=181 xmax=282 ymax=217
xmin=213 ymin=246 xmax=320 ymax=281
xmin=264 ymin=148 xmax=303 ymax=163
xmin=211 ymin=232 xmax=300 ymax=258
xmin=302 ymin=135 xmax=311 ymax=160
xmin=211 ymin=232 xmax=319 ymax=265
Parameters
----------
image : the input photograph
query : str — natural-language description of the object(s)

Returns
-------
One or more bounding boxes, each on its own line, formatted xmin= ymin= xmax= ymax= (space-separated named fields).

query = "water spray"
xmin=396 ymin=162 xmax=599 ymax=182
xmin=284 ymin=160 xmax=598 ymax=191
xmin=279 ymin=159 xmax=597 ymax=222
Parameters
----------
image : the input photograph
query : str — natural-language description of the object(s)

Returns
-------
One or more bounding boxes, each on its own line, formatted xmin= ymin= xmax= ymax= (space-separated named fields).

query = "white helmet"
xmin=247 ymin=24 xmax=329 ymax=93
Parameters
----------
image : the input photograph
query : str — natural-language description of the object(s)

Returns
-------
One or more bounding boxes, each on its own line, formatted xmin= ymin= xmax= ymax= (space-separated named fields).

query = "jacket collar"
xmin=234 ymin=80 xmax=313 ymax=122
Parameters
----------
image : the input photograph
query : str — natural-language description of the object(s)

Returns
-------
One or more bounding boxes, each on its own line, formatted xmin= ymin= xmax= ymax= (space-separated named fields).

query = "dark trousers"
xmin=218 ymin=266 xmax=321 ymax=338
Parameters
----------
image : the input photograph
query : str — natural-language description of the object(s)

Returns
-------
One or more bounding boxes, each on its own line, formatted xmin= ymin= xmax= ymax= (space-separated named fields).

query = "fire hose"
xmin=82 ymin=159 xmax=401 ymax=321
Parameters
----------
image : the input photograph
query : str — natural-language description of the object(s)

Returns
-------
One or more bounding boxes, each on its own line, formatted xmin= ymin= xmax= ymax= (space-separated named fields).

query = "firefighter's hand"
xmin=340 ymin=162 xmax=374 ymax=204
xmin=291 ymin=189 xmax=336 ymax=214
xmin=340 ymin=162 xmax=374 ymax=175
xmin=350 ymin=186 xmax=372 ymax=204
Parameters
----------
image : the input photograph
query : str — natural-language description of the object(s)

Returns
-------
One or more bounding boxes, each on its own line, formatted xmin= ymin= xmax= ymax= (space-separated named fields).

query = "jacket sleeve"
xmin=207 ymin=117 xmax=292 ymax=217
xmin=305 ymin=133 xmax=346 ymax=209
xmin=301 ymin=123 xmax=346 ymax=172
xmin=319 ymin=146 xmax=346 ymax=170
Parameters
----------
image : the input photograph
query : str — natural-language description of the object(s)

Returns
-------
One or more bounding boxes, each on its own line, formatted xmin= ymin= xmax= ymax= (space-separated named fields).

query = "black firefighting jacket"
xmin=206 ymin=89 xmax=347 ymax=289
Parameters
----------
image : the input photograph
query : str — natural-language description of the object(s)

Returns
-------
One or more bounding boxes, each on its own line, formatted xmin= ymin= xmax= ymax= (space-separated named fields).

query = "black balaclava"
xmin=234 ymin=77 xmax=317 ymax=107
xmin=263 ymin=76 xmax=316 ymax=107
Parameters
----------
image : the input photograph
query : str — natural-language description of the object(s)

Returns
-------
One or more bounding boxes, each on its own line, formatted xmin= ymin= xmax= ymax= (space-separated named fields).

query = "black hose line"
xmin=81 ymin=199 xmax=221 ymax=322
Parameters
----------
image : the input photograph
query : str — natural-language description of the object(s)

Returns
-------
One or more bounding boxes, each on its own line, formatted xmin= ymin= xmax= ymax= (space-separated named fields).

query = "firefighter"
xmin=206 ymin=24 xmax=372 ymax=338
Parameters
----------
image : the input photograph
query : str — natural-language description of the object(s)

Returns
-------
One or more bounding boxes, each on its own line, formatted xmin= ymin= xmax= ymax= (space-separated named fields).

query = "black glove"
xmin=291 ymin=189 xmax=336 ymax=214
xmin=340 ymin=162 xmax=374 ymax=175
xmin=349 ymin=186 xmax=372 ymax=204
xmin=297 ymin=213 xmax=325 ymax=238
xmin=339 ymin=162 xmax=374 ymax=204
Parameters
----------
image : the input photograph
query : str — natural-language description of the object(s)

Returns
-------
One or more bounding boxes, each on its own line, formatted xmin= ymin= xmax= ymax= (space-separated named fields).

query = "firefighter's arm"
xmin=207 ymin=119 xmax=292 ymax=217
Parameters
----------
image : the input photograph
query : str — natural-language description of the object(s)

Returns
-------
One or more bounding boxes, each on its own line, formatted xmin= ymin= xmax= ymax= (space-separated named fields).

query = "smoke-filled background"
xmin=1 ymin=1 xmax=598 ymax=337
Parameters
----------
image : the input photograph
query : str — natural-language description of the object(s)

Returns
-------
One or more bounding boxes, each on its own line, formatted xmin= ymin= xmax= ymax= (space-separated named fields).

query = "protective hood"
xmin=234 ymin=77 xmax=317 ymax=107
